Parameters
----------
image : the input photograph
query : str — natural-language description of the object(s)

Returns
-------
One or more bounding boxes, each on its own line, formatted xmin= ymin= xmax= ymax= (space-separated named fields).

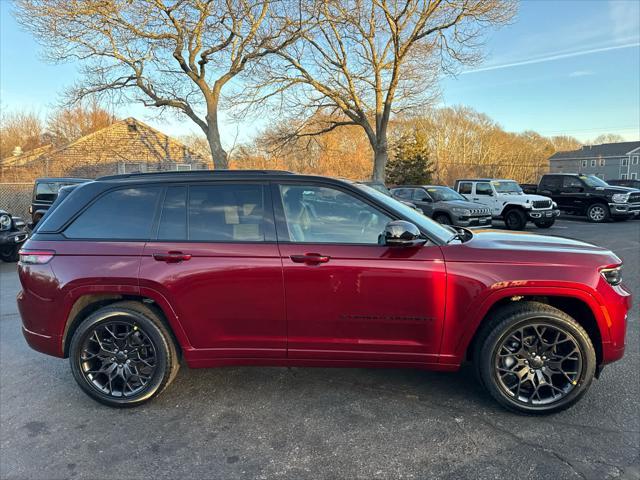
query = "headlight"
xmin=600 ymin=266 xmax=623 ymax=286
xmin=452 ymin=207 xmax=471 ymax=215
xmin=0 ymin=214 xmax=11 ymax=231
xmin=611 ymin=193 xmax=630 ymax=203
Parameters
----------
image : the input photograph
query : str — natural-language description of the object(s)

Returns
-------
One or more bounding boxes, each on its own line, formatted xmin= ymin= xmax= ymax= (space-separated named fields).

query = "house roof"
xmin=0 ymin=117 xmax=209 ymax=168
xmin=549 ymin=141 xmax=640 ymax=161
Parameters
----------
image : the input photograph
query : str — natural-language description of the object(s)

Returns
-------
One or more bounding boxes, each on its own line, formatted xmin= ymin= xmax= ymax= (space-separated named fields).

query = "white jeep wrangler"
xmin=454 ymin=179 xmax=559 ymax=230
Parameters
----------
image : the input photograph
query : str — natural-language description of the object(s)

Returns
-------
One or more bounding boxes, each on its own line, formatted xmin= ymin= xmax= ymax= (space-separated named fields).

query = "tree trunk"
xmin=205 ymin=107 xmax=228 ymax=169
xmin=372 ymin=140 xmax=388 ymax=183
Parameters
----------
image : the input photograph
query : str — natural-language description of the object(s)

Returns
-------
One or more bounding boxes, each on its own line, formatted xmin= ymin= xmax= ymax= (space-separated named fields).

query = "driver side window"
xmin=278 ymin=185 xmax=391 ymax=244
xmin=475 ymin=183 xmax=493 ymax=195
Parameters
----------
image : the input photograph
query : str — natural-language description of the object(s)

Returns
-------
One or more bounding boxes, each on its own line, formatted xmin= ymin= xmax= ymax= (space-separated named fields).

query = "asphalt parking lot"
xmin=1 ymin=217 xmax=638 ymax=480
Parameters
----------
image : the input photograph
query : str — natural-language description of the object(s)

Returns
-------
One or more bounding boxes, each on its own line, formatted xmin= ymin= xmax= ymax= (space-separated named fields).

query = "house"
xmin=0 ymin=117 xmax=211 ymax=182
xmin=548 ymin=141 xmax=640 ymax=181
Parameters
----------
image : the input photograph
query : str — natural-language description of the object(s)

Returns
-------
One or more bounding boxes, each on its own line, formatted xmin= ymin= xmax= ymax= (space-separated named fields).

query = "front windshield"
xmin=426 ymin=187 xmax=466 ymax=202
xmin=357 ymin=184 xmax=455 ymax=244
xmin=579 ymin=175 xmax=609 ymax=188
xmin=491 ymin=181 xmax=522 ymax=194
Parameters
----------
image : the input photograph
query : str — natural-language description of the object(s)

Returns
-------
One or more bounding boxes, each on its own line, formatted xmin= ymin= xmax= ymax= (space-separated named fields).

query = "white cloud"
xmin=569 ymin=70 xmax=595 ymax=77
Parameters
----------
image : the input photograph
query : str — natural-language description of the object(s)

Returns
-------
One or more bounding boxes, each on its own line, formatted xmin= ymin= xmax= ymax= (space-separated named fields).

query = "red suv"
xmin=17 ymin=171 xmax=631 ymax=413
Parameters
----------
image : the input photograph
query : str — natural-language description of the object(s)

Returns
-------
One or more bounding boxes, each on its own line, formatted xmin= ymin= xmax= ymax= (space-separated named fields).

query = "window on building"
xmin=621 ymin=174 xmax=628 ymax=179
xmin=65 ymin=187 xmax=161 ymax=239
xmin=590 ymin=159 xmax=596 ymax=167
xmin=632 ymin=156 xmax=639 ymax=165
xmin=621 ymin=158 xmax=629 ymax=166
xmin=599 ymin=158 xmax=605 ymax=166
xmin=581 ymin=160 xmax=588 ymax=167
xmin=631 ymin=173 xmax=637 ymax=180
xmin=176 ymin=164 xmax=192 ymax=171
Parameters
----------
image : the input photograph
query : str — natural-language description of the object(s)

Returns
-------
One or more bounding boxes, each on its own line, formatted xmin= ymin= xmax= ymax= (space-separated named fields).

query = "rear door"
xmin=139 ymin=182 xmax=286 ymax=358
xmin=273 ymin=181 xmax=446 ymax=364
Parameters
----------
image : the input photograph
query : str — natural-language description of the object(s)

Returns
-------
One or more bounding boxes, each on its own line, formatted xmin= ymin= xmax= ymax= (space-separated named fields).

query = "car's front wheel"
xmin=586 ymin=203 xmax=610 ymax=223
xmin=69 ymin=301 xmax=180 ymax=407
xmin=503 ymin=209 xmax=527 ymax=230
xmin=0 ymin=246 xmax=19 ymax=262
xmin=434 ymin=213 xmax=452 ymax=225
xmin=473 ymin=301 xmax=596 ymax=414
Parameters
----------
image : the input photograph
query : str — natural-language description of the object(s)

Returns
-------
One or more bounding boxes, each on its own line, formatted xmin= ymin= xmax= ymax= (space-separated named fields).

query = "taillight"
xmin=19 ymin=249 xmax=55 ymax=265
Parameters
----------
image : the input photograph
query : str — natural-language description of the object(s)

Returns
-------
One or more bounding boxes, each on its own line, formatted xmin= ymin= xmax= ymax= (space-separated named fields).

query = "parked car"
xmin=18 ymin=170 xmax=631 ymax=414
xmin=356 ymin=181 xmax=423 ymax=212
xmin=30 ymin=177 xmax=90 ymax=228
xmin=454 ymin=178 xmax=559 ymax=230
xmin=391 ymin=185 xmax=492 ymax=228
xmin=0 ymin=209 xmax=28 ymax=262
xmin=522 ymin=174 xmax=640 ymax=223
xmin=607 ymin=179 xmax=640 ymax=190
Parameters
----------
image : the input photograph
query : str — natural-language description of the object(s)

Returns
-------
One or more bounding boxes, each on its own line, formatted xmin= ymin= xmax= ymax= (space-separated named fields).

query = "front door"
xmin=139 ymin=183 xmax=286 ymax=359
xmin=273 ymin=182 xmax=446 ymax=364
xmin=560 ymin=176 xmax=587 ymax=214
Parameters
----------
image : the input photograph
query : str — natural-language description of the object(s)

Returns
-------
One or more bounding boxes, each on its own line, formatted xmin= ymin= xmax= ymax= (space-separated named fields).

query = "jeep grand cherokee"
xmin=17 ymin=170 xmax=631 ymax=413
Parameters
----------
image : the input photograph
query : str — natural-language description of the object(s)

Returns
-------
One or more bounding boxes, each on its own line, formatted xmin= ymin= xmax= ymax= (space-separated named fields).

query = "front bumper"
xmin=526 ymin=208 xmax=559 ymax=220
xmin=0 ymin=229 xmax=28 ymax=248
xmin=609 ymin=202 xmax=640 ymax=217
xmin=455 ymin=215 xmax=492 ymax=228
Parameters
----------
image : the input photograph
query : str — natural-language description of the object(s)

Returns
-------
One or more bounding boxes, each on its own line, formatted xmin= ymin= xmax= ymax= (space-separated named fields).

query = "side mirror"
xmin=382 ymin=220 xmax=425 ymax=247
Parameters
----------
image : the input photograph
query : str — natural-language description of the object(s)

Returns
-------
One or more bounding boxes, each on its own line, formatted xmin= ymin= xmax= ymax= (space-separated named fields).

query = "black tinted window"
xmin=540 ymin=176 xmax=561 ymax=188
xmin=65 ymin=187 xmax=161 ymax=239
xmin=563 ymin=177 xmax=583 ymax=188
xmin=189 ymin=184 xmax=266 ymax=241
xmin=476 ymin=183 xmax=492 ymax=195
xmin=158 ymin=186 xmax=187 ymax=240
xmin=458 ymin=182 xmax=472 ymax=195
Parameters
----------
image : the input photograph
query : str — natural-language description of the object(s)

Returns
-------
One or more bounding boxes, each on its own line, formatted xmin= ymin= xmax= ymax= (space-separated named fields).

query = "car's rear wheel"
xmin=503 ymin=209 xmax=527 ymax=230
xmin=69 ymin=301 xmax=179 ymax=407
xmin=434 ymin=213 xmax=452 ymax=225
xmin=586 ymin=203 xmax=609 ymax=223
xmin=473 ymin=301 xmax=596 ymax=414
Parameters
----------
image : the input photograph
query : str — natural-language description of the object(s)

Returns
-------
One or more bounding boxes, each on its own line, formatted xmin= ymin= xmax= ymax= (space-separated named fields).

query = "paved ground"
xmin=1 ymin=217 xmax=638 ymax=480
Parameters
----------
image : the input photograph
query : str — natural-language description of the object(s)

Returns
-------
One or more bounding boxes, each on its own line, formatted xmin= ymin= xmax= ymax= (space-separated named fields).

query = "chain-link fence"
xmin=0 ymin=183 xmax=33 ymax=222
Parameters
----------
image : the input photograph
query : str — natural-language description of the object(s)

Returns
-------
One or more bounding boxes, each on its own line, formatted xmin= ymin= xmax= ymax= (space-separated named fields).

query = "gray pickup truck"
xmin=391 ymin=185 xmax=492 ymax=228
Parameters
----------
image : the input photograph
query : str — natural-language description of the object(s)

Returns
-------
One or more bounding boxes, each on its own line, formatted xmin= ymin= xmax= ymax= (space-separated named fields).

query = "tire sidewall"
xmin=503 ymin=209 xmax=526 ymax=230
xmin=480 ymin=314 xmax=596 ymax=414
xmin=69 ymin=309 xmax=170 ymax=407
xmin=434 ymin=213 xmax=451 ymax=225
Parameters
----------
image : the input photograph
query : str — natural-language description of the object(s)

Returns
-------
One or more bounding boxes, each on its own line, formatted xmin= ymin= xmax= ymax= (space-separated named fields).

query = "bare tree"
xmin=247 ymin=0 xmax=515 ymax=181
xmin=47 ymin=100 xmax=116 ymax=145
xmin=0 ymin=110 xmax=45 ymax=159
xmin=591 ymin=133 xmax=625 ymax=145
xmin=16 ymin=0 xmax=302 ymax=169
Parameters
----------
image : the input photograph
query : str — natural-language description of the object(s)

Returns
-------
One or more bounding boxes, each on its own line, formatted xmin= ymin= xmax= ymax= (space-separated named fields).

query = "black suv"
xmin=527 ymin=174 xmax=640 ymax=222
xmin=0 ymin=209 xmax=28 ymax=262
xmin=30 ymin=177 xmax=89 ymax=227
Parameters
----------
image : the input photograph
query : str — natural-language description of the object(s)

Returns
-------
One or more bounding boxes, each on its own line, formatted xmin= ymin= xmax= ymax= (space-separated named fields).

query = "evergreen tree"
xmin=385 ymin=131 xmax=434 ymax=185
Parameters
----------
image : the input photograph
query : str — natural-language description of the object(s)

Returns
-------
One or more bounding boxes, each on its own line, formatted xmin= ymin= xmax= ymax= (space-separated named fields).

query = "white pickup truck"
xmin=453 ymin=178 xmax=559 ymax=230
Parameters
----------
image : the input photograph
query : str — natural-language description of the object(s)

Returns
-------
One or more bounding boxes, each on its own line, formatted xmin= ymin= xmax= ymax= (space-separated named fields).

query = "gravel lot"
xmin=1 ymin=218 xmax=638 ymax=480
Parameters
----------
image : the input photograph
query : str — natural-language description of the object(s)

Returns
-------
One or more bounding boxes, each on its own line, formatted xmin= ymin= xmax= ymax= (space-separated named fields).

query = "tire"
xmin=534 ymin=219 xmax=555 ymax=229
xmin=473 ymin=301 xmax=596 ymax=414
xmin=69 ymin=301 xmax=180 ymax=407
xmin=586 ymin=203 xmax=609 ymax=223
xmin=434 ymin=213 xmax=452 ymax=225
xmin=503 ymin=209 xmax=527 ymax=230
xmin=0 ymin=246 xmax=19 ymax=262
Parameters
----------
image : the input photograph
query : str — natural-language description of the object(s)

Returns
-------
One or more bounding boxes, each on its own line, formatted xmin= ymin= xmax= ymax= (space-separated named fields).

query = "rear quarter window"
xmin=64 ymin=187 xmax=161 ymax=240
xmin=458 ymin=182 xmax=472 ymax=195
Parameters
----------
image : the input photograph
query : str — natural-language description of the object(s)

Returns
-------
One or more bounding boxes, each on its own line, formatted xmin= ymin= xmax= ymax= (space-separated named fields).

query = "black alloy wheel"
xmin=474 ymin=301 xmax=596 ymax=414
xmin=69 ymin=302 xmax=179 ymax=407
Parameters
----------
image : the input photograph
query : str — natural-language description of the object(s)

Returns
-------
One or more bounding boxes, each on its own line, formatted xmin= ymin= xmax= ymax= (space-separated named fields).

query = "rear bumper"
xmin=17 ymin=288 xmax=65 ymax=358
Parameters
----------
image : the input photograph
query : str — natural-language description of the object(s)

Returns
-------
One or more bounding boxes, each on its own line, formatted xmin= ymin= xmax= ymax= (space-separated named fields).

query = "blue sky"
xmin=1 ymin=0 xmax=639 ymax=147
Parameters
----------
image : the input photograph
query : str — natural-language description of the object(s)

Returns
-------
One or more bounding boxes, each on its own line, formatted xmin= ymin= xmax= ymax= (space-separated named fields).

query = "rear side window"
xmin=65 ymin=187 xmax=161 ymax=239
xmin=540 ymin=176 xmax=561 ymax=188
xmin=188 ymin=184 xmax=266 ymax=242
xmin=458 ymin=182 xmax=472 ymax=195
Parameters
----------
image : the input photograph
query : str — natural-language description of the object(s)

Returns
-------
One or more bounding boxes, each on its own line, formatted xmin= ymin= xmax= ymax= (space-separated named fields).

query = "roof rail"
xmin=97 ymin=169 xmax=294 ymax=180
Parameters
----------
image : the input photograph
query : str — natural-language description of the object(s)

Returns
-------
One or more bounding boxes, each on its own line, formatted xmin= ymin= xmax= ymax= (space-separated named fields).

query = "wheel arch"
xmin=62 ymin=290 xmax=190 ymax=358
xmin=499 ymin=203 xmax=526 ymax=217
xmin=463 ymin=293 xmax=603 ymax=367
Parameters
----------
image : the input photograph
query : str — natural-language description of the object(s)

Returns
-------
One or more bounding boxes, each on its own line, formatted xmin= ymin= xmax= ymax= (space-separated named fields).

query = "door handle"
xmin=153 ymin=251 xmax=192 ymax=263
xmin=290 ymin=253 xmax=330 ymax=264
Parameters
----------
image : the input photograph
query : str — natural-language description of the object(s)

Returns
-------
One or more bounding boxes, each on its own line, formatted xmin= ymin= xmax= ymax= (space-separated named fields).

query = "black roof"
xmin=97 ymin=169 xmax=294 ymax=181
xmin=35 ymin=177 xmax=91 ymax=183
xmin=549 ymin=141 xmax=640 ymax=161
